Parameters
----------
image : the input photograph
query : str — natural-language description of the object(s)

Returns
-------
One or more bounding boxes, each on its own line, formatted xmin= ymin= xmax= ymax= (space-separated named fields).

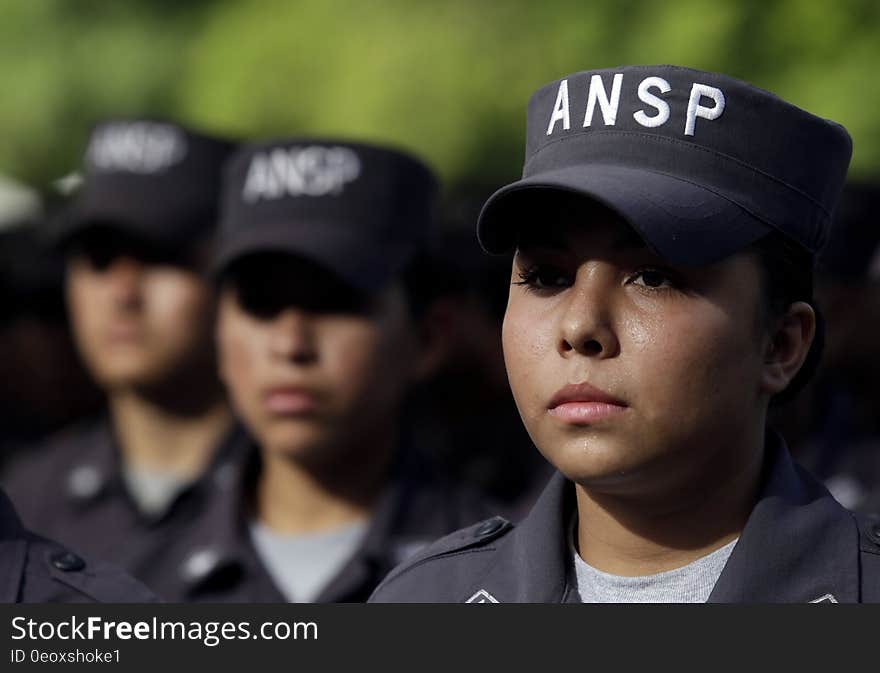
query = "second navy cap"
xmin=54 ymin=119 xmax=235 ymax=248
xmin=214 ymin=139 xmax=438 ymax=291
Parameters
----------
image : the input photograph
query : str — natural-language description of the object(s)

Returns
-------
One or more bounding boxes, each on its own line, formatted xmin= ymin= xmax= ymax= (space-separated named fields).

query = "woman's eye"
xmin=515 ymin=266 xmax=571 ymax=289
xmin=630 ymin=269 xmax=675 ymax=289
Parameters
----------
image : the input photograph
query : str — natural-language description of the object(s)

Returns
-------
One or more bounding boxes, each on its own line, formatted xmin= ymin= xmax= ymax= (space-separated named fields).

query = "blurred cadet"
xmin=371 ymin=66 xmax=880 ymax=603
xmin=0 ymin=488 xmax=156 ymax=602
xmin=407 ymin=183 xmax=552 ymax=515
xmin=3 ymin=119 xmax=243 ymax=595
xmin=156 ymin=139 xmax=491 ymax=603
xmin=0 ymin=177 xmax=100 ymax=469
xmin=776 ymin=182 xmax=880 ymax=513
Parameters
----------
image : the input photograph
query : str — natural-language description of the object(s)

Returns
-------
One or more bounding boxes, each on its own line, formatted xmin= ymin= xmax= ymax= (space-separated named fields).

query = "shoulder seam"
xmin=371 ymin=547 xmax=498 ymax=600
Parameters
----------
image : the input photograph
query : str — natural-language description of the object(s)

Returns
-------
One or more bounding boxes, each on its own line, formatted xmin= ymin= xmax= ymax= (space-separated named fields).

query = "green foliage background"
xmin=2 ymin=0 xmax=879 ymax=189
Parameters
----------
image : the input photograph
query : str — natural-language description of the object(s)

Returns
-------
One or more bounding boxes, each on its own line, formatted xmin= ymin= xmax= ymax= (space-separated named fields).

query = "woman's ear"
xmin=760 ymin=301 xmax=816 ymax=395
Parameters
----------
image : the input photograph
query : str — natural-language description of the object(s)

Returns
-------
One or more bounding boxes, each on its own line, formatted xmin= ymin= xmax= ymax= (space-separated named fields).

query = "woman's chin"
xmin=539 ymin=435 xmax=665 ymax=492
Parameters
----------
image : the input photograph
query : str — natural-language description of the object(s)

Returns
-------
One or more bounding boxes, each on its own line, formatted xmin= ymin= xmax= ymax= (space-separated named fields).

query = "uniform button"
xmin=51 ymin=551 xmax=86 ymax=572
xmin=182 ymin=548 xmax=220 ymax=582
xmin=475 ymin=517 xmax=506 ymax=538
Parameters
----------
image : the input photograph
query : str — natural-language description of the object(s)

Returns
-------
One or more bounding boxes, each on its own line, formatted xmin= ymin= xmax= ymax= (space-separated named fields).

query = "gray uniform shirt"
xmin=122 ymin=467 xmax=195 ymax=517
xmin=249 ymin=519 xmax=370 ymax=603
xmin=571 ymin=522 xmax=738 ymax=603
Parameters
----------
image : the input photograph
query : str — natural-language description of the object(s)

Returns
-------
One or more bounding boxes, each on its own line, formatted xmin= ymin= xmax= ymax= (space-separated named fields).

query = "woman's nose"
xmin=105 ymin=257 xmax=144 ymax=308
xmin=557 ymin=269 xmax=620 ymax=359
xmin=268 ymin=308 xmax=318 ymax=364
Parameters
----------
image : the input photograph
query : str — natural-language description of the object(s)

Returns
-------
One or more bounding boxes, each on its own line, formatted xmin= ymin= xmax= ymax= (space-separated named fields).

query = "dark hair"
xmin=750 ymin=232 xmax=822 ymax=405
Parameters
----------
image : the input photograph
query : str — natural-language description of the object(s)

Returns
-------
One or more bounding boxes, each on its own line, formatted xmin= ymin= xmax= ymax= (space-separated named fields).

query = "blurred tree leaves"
xmin=1 ymin=0 xmax=878 ymax=188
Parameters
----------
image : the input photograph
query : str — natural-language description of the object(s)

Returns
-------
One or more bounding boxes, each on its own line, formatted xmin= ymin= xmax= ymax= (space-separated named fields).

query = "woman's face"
xmin=66 ymin=234 xmax=215 ymax=392
xmin=502 ymin=208 xmax=773 ymax=497
xmin=217 ymin=256 xmax=417 ymax=466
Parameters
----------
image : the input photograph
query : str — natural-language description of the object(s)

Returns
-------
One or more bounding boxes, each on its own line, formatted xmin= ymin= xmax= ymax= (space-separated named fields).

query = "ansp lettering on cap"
xmin=214 ymin=138 xmax=438 ymax=292
xmin=242 ymin=145 xmax=362 ymax=202
xmin=53 ymin=118 xmax=235 ymax=248
xmin=479 ymin=65 xmax=852 ymax=267
xmin=546 ymin=73 xmax=725 ymax=137
xmin=86 ymin=121 xmax=188 ymax=174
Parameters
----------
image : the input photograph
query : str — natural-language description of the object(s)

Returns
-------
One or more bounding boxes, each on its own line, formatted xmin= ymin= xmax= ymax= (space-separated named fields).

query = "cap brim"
xmin=51 ymin=201 xmax=194 ymax=251
xmin=477 ymin=164 xmax=773 ymax=266
xmin=211 ymin=221 xmax=414 ymax=293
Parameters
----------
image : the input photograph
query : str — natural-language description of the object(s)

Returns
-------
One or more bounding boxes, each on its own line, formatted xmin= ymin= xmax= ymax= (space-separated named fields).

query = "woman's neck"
xmin=574 ymin=427 xmax=766 ymax=577
xmin=255 ymin=428 xmax=396 ymax=535
xmin=109 ymin=388 xmax=232 ymax=478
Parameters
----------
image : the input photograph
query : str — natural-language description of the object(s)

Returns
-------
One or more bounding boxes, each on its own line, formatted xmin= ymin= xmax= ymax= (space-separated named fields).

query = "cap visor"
xmin=211 ymin=221 xmax=413 ymax=293
xmin=477 ymin=165 xmax=773 ymax=266
xmin=51 ymin=202 xmax=192 ymax=251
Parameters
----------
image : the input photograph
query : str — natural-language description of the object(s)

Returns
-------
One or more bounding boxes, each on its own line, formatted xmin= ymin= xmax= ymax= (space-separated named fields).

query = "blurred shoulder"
xmin=13 ymin=532 xmax=158 ymax=604
xmin=1 ymin=417 xmax=108 ymax=509
xmin=1 ymin=487 xmax=156 ymax=603
xmin=4 ymin=417 xmax=107 ymax=479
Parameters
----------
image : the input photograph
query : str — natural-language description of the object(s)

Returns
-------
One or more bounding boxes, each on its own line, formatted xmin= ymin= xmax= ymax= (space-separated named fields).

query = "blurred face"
xmin=502 ymin=205 xmax=772 ymax=497
xmin=217 ymin=255 xmax=417 ymax=465
xmin=65 ymin=230 xmax=216 ymax=391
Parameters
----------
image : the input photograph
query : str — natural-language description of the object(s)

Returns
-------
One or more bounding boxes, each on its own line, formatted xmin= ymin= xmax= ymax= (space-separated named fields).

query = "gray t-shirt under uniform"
xmin=249 ymin=519 xmax=370 ymax=603
xmin=571 ymin=523 xmax=738 ymax=603
xmin=123 ymin=467 xmax=195 ymax=517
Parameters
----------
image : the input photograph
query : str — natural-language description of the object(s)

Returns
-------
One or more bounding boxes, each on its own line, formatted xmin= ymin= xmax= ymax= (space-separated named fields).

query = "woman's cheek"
xmin=502 ymin=304 xmax=547 ymax=413
xmin=220 ymin=320 xmax=261 ymax=421
xmin=321 ymin=323 xmax=390 ymax=415
xmin=646 ymin=315 xmax=756 ymax=431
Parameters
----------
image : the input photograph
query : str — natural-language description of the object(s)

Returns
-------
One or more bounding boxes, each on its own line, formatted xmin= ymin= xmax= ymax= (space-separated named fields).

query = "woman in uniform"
xmin=370 ymin=64 xmax=880 ymax=603
xmin=155 ymin=139 xmax=491 ymax=603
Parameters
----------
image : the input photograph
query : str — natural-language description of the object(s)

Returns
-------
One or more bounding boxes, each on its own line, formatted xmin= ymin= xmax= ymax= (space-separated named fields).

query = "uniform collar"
xmin=175 ymin=441 xmax=279 ymax=600
xmin=179 ymin=443 xmax=448 ymax=602
xmin=312 ymin=473 xmax=415 ymax=602
xmin=61 ymin=418 xmax=119 ymax=504
xmin=707 ymin=436 xmax=859 ymax=603
xmin=472 ymin=431 xmax=860 ymax=603
xmin=461 ymin=469 xmax=574 ymax=603
xmin=64 ymin=415 xmax=247 ymax=524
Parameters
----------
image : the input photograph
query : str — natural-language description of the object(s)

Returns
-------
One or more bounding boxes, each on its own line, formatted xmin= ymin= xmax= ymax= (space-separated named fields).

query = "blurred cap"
xmin=52 ymin=119 xmax=236 ymax=249
xmin=478 ymin=65 xmax=853 ymax=265
xmin=214 ymin=139 xmax=438 ymax=291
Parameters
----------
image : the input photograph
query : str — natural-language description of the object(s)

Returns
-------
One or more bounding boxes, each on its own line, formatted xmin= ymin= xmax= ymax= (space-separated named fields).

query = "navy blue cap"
xmin=214 ymin=139 xmax=438 ymax=291
xmin=478 ymin=65 xmax=853 ymax=265
xmin=53 ymin=119 xmax=236 ymax=248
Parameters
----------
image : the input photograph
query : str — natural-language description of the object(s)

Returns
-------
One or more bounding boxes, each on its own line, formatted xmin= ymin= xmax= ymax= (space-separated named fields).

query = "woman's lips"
xmin=547 ymin=382 xmax=628 ymax=425
xmin=104 ymin=322 xmax=144 ymax=344
xmin=264 ymin=388 xmax=318 ymax=415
